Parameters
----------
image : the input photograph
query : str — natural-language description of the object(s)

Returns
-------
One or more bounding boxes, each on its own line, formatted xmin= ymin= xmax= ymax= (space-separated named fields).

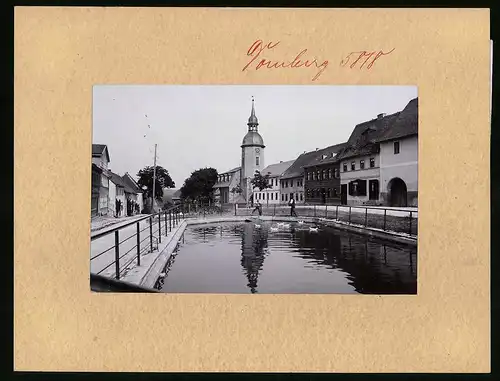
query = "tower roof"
xmin=248 ymin=97 xmax=258 ymax=126
xmin=241 ymin=131 xmax=265 ymax=147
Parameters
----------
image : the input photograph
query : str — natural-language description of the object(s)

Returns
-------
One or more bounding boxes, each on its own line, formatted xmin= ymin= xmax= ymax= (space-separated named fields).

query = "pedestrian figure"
xmin=252 ymin=200 xmax=262 ymax=216
xmin=289 ymin=195 xmax=298 ymax=217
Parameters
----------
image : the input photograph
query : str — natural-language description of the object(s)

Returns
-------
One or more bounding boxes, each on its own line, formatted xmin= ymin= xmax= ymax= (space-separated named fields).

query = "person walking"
xmin=289 ymin=195 xmax=298 ymax=217
xmin=252 ymin=200 xmax=262 ymax=216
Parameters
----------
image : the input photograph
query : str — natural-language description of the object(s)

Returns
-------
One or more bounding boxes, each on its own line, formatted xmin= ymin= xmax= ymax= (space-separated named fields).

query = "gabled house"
xmin=122 ymin=172 xmax=144 ymax=214
xmin=254 ymin=159 xmax=294 ymax=206
xmin=91 ymin=144 xmax=111 ymax=216
xmin=303 ymin=142 xmax=347 ymax=205
xmin=280 ymin=150 xmax=321 ymax=205
xmin=213 ymin=166 xmax=243 ymax=205
xmin=377 ymin=97 xmax=418 ymax=206
xmin=337 ymin=97 xmax=418 ymax=207
xmin=337 ymin=112 xmax=400 ymax=205
xmin=108 ymin=171 xmax=127 ymax=217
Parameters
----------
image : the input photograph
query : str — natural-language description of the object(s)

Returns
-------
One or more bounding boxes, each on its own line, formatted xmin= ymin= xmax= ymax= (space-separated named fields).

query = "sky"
xmin=93 ymin=85 xmax=417 ymax=188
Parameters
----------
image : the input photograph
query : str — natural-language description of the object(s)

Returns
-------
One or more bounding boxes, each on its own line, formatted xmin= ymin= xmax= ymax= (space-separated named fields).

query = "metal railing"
xmin=236 ymin=204 xmax=418 ymax=237
xmin=90 ymin=204 xmax=184 ymax=280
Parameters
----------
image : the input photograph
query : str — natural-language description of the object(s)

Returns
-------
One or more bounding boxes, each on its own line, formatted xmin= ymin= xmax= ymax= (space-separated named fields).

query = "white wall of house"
xmin=214 ymin=170 xmax=242 ymax=204
xmin=379 ymin=135 xmax=418 ymax=206
xmin=136 ymin=192 xmax=144 ymax=212
xmin=108 ymin=181 xmax=116 ymax=216
xmin=280 ymin=177 xmax=305 ymax=204
xmin=254 ymin=175 xmax=281 ymax=205
xmin=116 ymin=187 xmax=126 ymax=217
xmin=340 ymin=154 xmax=381 ymax=205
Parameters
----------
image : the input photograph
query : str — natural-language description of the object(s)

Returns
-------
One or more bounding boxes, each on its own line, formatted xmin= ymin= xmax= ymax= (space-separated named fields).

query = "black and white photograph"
xmin=90 ymin=85 xmax=418 ymax=294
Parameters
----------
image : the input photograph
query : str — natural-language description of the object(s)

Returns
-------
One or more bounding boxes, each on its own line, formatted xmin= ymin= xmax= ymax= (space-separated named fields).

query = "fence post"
xmin=365 ymin=208 xmax=368 ymax=227
xmin=409 ymin=211 xmax=412 ymax=235
xmin=169 ymin=211 xmax=172 ymax=232
xmin=349 ymin=206 xmax=351 ymax=224
xmin=165 ymin=210 xmax=168 ymax=237
xmin=336 ymin=205 xmax=339 ymax=220
xmin=114 ymin=230 xmax=120 ymax=279
xmin=158 ymin=213 xmax=162 ymax=243
xmin=136 ymin=222 xmax=141 ymax=266
xmin=149 ymin=217 xmax=153 ymax=252
xmin=383 ymin=209 xmax=387 ymax=231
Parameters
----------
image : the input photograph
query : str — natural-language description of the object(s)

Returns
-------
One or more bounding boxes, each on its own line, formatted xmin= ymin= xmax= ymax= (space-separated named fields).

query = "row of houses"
xmin=215 ymin=97 xmax=418 ymax=208
xmin=91 ymin=144 xmax=145 ymax=218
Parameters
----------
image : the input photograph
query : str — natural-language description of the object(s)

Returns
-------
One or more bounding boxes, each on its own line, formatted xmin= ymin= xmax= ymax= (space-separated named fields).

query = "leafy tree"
xmin=251 ymin=170 xmax=272 ymax=191
xmin=230 ymin=184 xmax=243 ymax=195
xmin=137 ymin=165 xmax=175 ymax=201
xmin=180 ymin=167 xmax=218 ymax=203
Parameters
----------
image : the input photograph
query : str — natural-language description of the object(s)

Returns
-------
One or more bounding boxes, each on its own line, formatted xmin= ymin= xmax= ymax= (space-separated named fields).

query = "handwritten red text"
xmin=340 ymin=48 xmax=395 ymax=69
xmin=242 ymin=40 xmax=329 ymax=81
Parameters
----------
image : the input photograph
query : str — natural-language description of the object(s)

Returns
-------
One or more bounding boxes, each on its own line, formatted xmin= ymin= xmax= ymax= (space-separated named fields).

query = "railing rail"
xmin=90 ymin=204 xmax=184 ymax=280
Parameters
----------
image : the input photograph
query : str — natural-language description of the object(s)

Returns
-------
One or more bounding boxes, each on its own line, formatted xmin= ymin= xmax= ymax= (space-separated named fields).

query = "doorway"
xmin=387 ymin=178 xmax=407 ymax=207
xmin=341 ymin=184 xmax=347 ymax=205
xmin=369 ymin=179 xmax=379 ymax=200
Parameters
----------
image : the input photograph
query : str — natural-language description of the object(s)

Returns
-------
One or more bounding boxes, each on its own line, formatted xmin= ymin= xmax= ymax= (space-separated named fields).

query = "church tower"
xmin=241 ymin=97 xmax=265 ymax=202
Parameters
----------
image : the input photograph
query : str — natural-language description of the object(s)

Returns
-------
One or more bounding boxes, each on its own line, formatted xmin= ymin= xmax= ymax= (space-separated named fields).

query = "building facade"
xmin=279 ymin=149 xmax=323 ymax=205
xmin=338 ymin=97 xmax=418 ymax=207
xmin=91 ymin=144 xmax=111 ymax=216
xmin=303 ymin=143 xmax=347 ymax=205
xmin=254 ymin=160 xmax=294 ymax=206
xmin=109 ymin=171 xmax=127 ymax=217
xmin=377 ymin=98 xmax=418 ymax=207
xmin=213 ymin=167 xmax=242 ymax=205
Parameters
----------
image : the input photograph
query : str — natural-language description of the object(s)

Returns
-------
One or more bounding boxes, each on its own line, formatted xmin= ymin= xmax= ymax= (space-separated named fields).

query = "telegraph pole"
xmin=152 ymin=143 xmax=157 ymax=213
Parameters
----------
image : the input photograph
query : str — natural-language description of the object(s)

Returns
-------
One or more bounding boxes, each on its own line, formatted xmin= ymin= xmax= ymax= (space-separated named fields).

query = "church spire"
xmin=247 ymin=96 xmax=259 ymax=131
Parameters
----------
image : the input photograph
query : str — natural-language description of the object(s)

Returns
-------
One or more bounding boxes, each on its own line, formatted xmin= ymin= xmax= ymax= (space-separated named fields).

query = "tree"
xmin=230 ymin=184 xmax=243 ymax=195
xmin=137 ymin=165 xmax=175 ymax=202
xmin=251 ymin=170 xmax=272 ymax=191
xmin=180 ymin=167 xmax=218 ymax=203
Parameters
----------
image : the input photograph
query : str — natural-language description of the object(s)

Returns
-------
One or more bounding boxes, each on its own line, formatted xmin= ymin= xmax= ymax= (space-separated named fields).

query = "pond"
xmin=155 ymin=221 xmax=417 ymax=294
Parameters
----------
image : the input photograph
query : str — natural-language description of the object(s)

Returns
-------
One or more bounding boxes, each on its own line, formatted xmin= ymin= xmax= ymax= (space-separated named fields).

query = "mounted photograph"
xmin=90 ymin=85 xmax=418 ymax=294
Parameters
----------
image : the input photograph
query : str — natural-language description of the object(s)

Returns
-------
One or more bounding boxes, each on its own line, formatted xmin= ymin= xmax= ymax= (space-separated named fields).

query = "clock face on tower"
xmin=255 ymin=148 xmax=260 ymax=153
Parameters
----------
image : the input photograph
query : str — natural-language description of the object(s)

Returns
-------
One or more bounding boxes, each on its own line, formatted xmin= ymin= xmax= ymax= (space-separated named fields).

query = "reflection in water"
xmin=156 ymin=221 xmax=417 ymax=294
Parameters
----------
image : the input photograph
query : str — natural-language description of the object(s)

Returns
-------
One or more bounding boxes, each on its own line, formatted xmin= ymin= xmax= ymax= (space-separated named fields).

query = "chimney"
xmin=280 ymin=161 xmax=283 ymax=163
xmin=377 ymin=113 xmax=386 ymax=119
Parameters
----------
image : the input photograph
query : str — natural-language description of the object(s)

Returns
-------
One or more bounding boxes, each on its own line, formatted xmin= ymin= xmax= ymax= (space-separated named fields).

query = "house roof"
xmin=122 ymin=173 xmax=141 ymax=194
xmin=303 ymin=142 xmax=348 ymax=168
xmin=108 ymin=171 xmax=126 ymax=187
xmin=92 ymin=144 xmax=110 ymax=162
xmin=376 ymin=98 xmax=418 ymax=142
xmin=220 ymin=166 xmax=241 ymax=175
xmin=281 ymin=150 xmax=323 ymax=179
xmin=261 ymin=160 xmax=295 ymax=177
xmin=336 ymin=112 xmax=401 ymax=161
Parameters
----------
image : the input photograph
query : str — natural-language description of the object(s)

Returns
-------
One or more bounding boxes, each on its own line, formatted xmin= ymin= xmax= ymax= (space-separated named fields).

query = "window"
xmin=300 ymin=193 xmax=303 ymax=201
xmin=394 ymin=141 xmax=400 ymax=154
xmin=334 ymin=168 xmax=339 ymax=178
xmin=256 ymin=156 xmax=260 ymax=166
xmin=327 ymin=189 xmax=331 ymax=198
xmin=343 ymin=163 xmax=348 ymax=172
xmin=290 ymin=180 xmax=294 ymax=187
xmin=281 ymin=194 xmax=284 ymax=201
xmin=348 ymin=180 xmax=367 ymax=196
xmin=285 ymin=194 xmax=288 ymax=201
xmin=276 ymin=192 xmax=278 ymax=200
xmin=267 ymin=193 xmax=269 ymax=200
xmin=351 ymin=162 xmax=356 ymax=171
xmin=360 ymin=160 xmax=365 ymax=169
xmin=317 ymin=170 xmax=321 ymax=180
xmin=328 ymin=169 xmax=332 ymax=179
xmin=312 ymin=172 xmax=316 ymax=180
xmin=307 ymin=172 xmax=310 ymax=181
xmin=333 ymin=188 xmax=338 ymax=197
xmin=370 ymin=157 xmax=375 ymax=168
xmin=322 ymin=170 xmax=326 ymax=180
